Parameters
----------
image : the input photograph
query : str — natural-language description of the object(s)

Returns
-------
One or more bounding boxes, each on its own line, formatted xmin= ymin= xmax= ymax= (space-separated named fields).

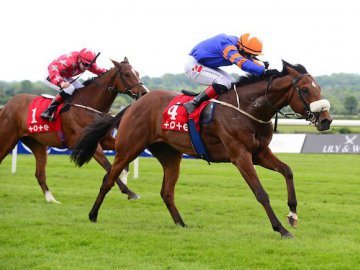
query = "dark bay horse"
xmin=71 ymin=61 xmax=332 ymax=238
xmin=0 ymin=58 xmax=149 ymax=203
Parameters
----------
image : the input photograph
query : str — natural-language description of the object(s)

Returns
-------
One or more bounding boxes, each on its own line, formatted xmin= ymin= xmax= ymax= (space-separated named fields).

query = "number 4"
xmin=168 ymin=105 xmax=179 ymax=120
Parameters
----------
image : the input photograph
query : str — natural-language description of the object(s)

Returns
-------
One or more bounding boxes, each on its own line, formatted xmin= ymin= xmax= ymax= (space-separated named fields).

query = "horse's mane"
xmin=235 ymin=60 xmax=308 ymax=87
xmin=82 ymin=69 xmax=112 ymax=87
xmin=82 ymin=60 xmax=129 ymax=87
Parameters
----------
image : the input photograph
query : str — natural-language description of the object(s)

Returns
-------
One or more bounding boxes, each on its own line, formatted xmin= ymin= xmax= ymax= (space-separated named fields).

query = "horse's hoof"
xmin=287 ymin=216 xmax=298 ymax=228
xmin=175 ymin=222 xmax=187 ymax=228
xmin=88 ymin=213 xmax=98 ymax=223
xmin=287 ymin=212 xmax=298 ymax=228
xmin=128 ymin=193 xmax=141 ymax=200
xmin=45 ymin=191 xmax=61 ymax=204
xmin=281 ymin=231 xmax=294 ymax=239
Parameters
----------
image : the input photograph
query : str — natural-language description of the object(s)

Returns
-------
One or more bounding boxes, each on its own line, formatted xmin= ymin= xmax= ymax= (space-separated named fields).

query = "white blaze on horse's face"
xmin=308 ymin=78 xmax=331 ymax=113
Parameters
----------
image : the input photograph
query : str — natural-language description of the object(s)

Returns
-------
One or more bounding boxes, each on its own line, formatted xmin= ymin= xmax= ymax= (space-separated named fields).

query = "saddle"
xmin=162 ymin=92 xmax=216 ymax=162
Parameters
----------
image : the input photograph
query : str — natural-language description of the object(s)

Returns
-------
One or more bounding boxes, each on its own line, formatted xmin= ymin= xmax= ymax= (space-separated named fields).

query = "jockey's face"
xmin=242 ymin=51 xmax=256 ymax=60
xmin=80 ymin=61 xmax=91 ymax=70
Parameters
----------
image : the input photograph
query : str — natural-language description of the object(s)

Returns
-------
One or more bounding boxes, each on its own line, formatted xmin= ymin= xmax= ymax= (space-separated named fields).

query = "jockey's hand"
xmin=263 ymin=69 xmax=281 ymax=78
xmin=263 ymin=61 xmax=270 ymax=69
xmin=60 ymin=81 xmax=70 ymax=89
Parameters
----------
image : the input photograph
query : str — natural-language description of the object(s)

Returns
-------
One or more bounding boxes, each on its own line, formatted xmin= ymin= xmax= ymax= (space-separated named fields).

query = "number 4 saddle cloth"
xmin=26 ymin=96 xmax=64 ymax=136
xmin=162 ymin=94 xmax=214 ymax=133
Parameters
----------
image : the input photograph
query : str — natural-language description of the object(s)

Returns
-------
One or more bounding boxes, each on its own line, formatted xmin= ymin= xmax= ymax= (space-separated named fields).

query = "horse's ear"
xmin=281 ymin=59 xmax=295 ymax=75
xmin=281 ymin=59 xmax=290 ymax=70
xmin=111 ymin=59 xmax=120 ymax=66
xmin=123 ymin=57 xmax=129 ymax=64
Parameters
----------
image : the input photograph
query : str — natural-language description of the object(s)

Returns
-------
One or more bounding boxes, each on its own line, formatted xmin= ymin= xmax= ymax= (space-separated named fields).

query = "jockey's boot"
xmin=40 ymin=91 xmax=68 ymax=122
xmin=183 ymin=85 xmax=218 ymax=114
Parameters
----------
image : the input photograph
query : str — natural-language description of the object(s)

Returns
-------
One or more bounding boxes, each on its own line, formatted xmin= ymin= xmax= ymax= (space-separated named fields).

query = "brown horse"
xmin=71 ymin=61 xmax=332 ymax=238
xmin=0 ymin=58 xmax=149 ymax=203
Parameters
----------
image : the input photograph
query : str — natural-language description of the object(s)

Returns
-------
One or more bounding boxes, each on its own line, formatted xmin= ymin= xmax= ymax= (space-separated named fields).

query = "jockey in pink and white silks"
xmin=183 ymin=33 xmax=269 ymax=113
xmin=41 ymin=48 xmax=107 ymax=121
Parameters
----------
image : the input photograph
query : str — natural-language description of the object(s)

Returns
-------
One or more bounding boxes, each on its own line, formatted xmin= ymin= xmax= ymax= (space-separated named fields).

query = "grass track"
xmin=0 ymin=154 xmax=359 ymax=269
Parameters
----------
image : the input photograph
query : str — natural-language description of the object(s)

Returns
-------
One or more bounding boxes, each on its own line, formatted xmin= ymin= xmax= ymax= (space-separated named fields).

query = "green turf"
xmin=0 ymin=154 xmax=359 ymax=269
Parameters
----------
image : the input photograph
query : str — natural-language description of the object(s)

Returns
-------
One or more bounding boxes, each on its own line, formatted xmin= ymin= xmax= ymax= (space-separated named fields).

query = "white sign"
xmin=269 ymin=134 xmax=306 ymax=153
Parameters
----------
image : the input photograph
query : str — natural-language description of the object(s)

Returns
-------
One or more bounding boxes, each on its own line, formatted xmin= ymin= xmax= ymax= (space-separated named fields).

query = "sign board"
xmin=302 ymin=134 xmax=360 ymax=154
xmin=269 ymin=134 xmax=306 ymax=153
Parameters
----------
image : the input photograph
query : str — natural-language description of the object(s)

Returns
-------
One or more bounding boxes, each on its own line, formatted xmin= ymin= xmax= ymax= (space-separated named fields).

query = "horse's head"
xmin=111 ymin=57 xmax=150 ymax=99
xmin=281 ymin=61 xmax=332 ymax=131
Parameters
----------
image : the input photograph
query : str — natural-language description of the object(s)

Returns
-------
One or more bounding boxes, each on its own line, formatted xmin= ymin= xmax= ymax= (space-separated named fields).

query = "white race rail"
xmin=272 ymin=119 xmax=360 ymax=126
xmin=11 ymin=119 xmax=360 ymax=178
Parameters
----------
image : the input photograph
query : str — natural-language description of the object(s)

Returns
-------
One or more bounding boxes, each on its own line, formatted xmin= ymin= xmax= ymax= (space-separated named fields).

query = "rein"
xmin=68 ymin=103 xmax=107 ymax=115
xmin=264 ymin=76 xmax=301 ymax=119
xmin=210 ymin=73 xmax=316 ymax=125
xmin=210 ymin=85 xmax=272 ymax=124
xmin=70 ymin=67 xmax=129 ymax=115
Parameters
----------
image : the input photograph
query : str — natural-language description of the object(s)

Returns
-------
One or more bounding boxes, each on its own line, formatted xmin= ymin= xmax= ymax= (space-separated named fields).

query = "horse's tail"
xmin=70 ymin=105 xmax=130 ymax=167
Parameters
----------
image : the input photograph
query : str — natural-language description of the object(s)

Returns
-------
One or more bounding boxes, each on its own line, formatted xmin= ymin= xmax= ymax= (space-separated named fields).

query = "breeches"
xmin=184 ymin=55 xmax=235 ymax=89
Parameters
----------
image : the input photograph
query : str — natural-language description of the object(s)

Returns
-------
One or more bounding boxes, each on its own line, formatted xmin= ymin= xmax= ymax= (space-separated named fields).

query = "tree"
xmin=344 ymin=96 xmax=358 ymax=115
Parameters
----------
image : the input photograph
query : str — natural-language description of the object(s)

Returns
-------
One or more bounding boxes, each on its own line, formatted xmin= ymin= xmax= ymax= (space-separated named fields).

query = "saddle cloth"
xmin=162 ymin=94 xmax=213 ymax=132
xmin=27 ymin=96 xmax=64 ymax=134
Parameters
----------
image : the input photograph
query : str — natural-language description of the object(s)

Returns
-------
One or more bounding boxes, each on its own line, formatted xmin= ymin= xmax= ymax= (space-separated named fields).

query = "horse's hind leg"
xmin=88 ymin=150 xmax=140 ymax=222
xmin=100 ymin=136 xmax=131 ymax=185
xmin=20 ymin=137 xmax=60 ymax=203
xmin=254 ymin=147 xmax=297 ymax=228
xmin=148 ymin=143 xmax=185 ymax=227
xmin=0 ymin=138 xmax=18 ymax=164
xmin=93 ymin=145 xmax=140 ymax=200
xmin=0 ymin=123 xmax=20 ymax=164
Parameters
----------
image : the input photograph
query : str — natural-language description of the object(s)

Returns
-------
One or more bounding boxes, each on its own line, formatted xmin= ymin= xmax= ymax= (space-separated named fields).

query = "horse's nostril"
xmin=319 ymin=118 xmax=331 ymax=130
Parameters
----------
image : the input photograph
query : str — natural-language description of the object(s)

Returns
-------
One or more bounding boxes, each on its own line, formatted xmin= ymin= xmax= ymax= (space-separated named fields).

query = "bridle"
xmin=264 ymin=74 xmax=318 ymax=124
xmin=68 ymin=66 xmax=144 ymax=115
xmin=107 ymin=66 xmax=144 ymax=100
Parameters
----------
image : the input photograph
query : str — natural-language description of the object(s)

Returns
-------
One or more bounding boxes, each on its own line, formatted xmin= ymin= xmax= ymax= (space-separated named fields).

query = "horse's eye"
xmin=301 ymin=88 xmax=309 ymax=94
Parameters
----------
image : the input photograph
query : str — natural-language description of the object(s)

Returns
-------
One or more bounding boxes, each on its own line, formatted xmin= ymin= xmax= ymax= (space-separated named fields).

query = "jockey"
xmin=183 ymin=33 xmax=269 ymax=114
xmin=41 ymin=48 xmax=107 ymax=121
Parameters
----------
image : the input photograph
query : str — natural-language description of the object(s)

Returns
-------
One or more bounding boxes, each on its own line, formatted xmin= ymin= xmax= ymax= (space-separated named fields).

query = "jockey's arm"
xmin=223 ymin=45 xmax=265 ymax=75
xmin=48 ymin=64 xmax=65 ymax=86
xmin=89 ymin=64 xmax=107 ymax=75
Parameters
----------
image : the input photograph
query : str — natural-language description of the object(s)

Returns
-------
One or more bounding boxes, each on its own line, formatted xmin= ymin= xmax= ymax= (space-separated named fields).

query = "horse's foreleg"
xmin=254 ymin=147 xmax=297 ymax=228
xmin=233 ymin=151 xmax=293 ymax=238
xmin=20 ymin=137 xmax=61 ymax=204
xmin=149 ymin=144 xmax=185 ymax=227
xmin=93 ymin=145 xmax=140 ymax=200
